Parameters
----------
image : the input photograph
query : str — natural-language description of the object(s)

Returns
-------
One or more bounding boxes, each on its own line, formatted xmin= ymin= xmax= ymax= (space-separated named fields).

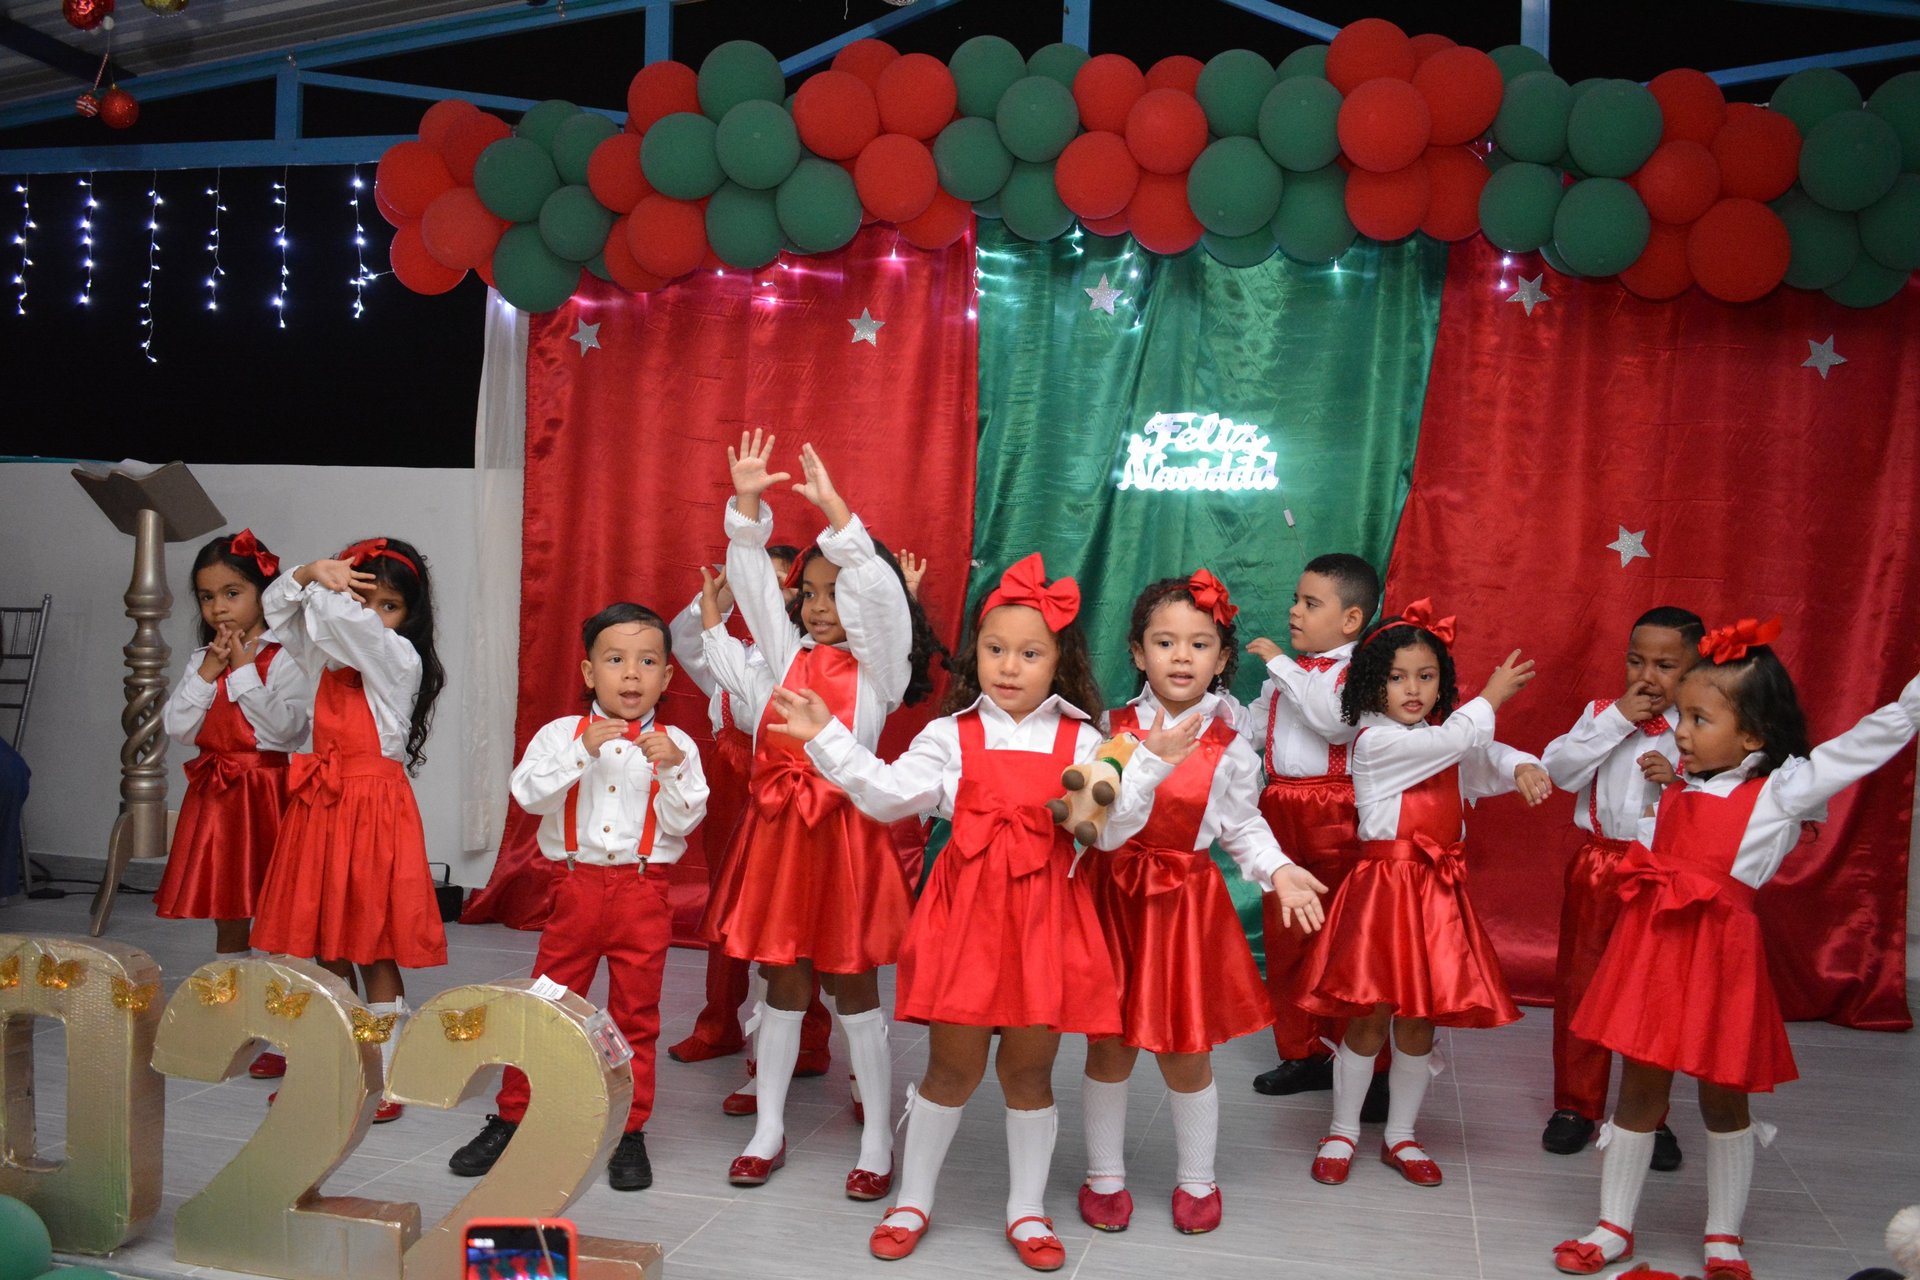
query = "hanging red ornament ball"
xmin=74 ymin=92 xmax=100 ymax=118
xmin=142 ymin=0 xmax=190 ymax=12
xmin=100 ymin=86 xmax=139 ymax=129
xmin=62 ymin=0 xmax=113 ymax=31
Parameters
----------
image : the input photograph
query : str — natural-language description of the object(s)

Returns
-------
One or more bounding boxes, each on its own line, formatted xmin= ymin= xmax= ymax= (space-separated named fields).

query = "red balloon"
xmin=62 ymin=0 xmax=111 ymax=31
xmin=899 ymin=188 xmax=972 ymax=250
xmin=1412 ymin=46 xmax=1503 ymax=146
xmin=476 ymin=255 xmax=496 ymax=290
xmin=1127 ymin=169 xmax=1204 ymax=254
xmin=1686 ymin=197 xmax=1790 ymax=303
xmin=374 ymin=187 xmax=410 ymax=229
xmin=1407 ymin=33 xmax=1457 ymax=67
xmin=587 ymin=133 xmax=653 ymax=213
xmin=626 ymin=61 xmax=700 ymax=136
xmin=1712 ymin=103 xmax=1801 ymax=202
xmin=421 ymin=187 xmax=508 ymax=270
xmin=1125 ymin=88 xmax=1210 ymax=175
xmin=1082 ymin=209 xmax=1131 ymax=237
xmin=442 ymin=111 xmax=511 ymax=185
xmin=1337 ymin=78 xmax=1432 ymax=173
xmin=604 ymin=214 xmax=671 ymax=292
xmin=854 ymin=133 xmax=938 ymax=223
xmin=1326 ymin=18 xmax=1415 ymax=94
xmin=1420 ymin=145 xmax=1488 ymax=241
xmin=833 ymin=38 xmax=900 ymax=90
xmin=376 ymin=140 xmax=455 ymax=219
xmin=1617 ymin=220 xmax=1694 ymax=300
xmin=795 ymin=70 xmax=880 ymax=160
xmin=1345 ymin=157 xmax=1430 ymax=240
xmin=626 ymin=193 xmax=708 ymax=279
xmin=99 ymin=87 xmax=139 ymax=130
xmin=1649 ymin=68 xmax=1727 ymax=146
xmin=877 ymin=53 xmax=957 ymax=142
xmin=1075 ymin=53 xmax=1147 ymax=133
xmin=1632 ymin=139 xmax=1721 ymax=225
xmin=419 ymin=99 xmax=479 ymax=152
xmin=1144 ymin=55 xmax=1204 ymax=95
xmin=390 ymin=222 xmax=467 ymax=295
xmin=1054 ymin=130 xmax=1140 ymax=220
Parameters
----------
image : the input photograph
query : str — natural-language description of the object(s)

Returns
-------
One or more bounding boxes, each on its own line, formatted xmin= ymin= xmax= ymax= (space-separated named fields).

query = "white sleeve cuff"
xmin=724 ymin=497 xmax=774 ymax=546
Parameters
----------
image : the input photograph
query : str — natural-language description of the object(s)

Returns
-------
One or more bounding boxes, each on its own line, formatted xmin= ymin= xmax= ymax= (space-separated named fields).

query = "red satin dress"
xmin=895 ymin=710 xmax=1121 ymax=1035
xmin=701 ymin=646 xmax=912 ymax=974
xmin=1300 ymin=754 xmax=1519 ymax=1028
xmin=155 ymin=645 xmax=291 ymax=921
xmin=1085 ymin=709 xmax=1271 ymax=1054
xmin=1571 ymin=779 xmax=1796 ymax=1093
xmin=250 ymin=667 xmax=448 ymax=968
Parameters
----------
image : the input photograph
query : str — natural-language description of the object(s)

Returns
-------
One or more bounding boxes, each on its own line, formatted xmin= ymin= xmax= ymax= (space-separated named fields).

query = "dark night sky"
xmin=1 ymin=0 xmax=1914 ymax=468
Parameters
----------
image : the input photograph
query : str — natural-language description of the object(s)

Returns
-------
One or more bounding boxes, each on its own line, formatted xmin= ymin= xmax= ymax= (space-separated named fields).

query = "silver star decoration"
xmin=1606 ymin=525 xmax=1651 ymax=568
xmin=1508 ymin=274 xmax=1550 ymax=316
xmin=570 ymin=319 xmax=601 ymax=356
xmin=1085 ymin=273 xmax=1123 ymax=315
xmin=848 ymin=307 xmax=885 ymax=346
xmin=1801 ymin=334 xmax=1846 ymax=379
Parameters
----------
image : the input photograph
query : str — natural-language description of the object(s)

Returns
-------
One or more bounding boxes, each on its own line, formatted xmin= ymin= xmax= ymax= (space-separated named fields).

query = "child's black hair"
xmin=1303 ymin=553 xmax=1383 ymax=626
xmin=189 ymin=532 xmax=280 ymax=646
xmin=351 ymin=536 xmax=444 ymax=776
xmin=767 ymin=543 xmax=802 ymax=569
xmin=1687 ymin=646 xmax=1810 ymax=776
xmin=582 ymin=603 xmax=672 ymax=660
xmin=942 ymin=572 xmax=1102 ymax=718
xmin=785 ymin=538 xmax=949 ymax=706
xmin=1633 ymin=605 xmax=1706 ymax=649
xmin=1126 ymin=576 xmax=1239 ymax=692
xmin=1340 ymin=618 xmax=1457 ymax=726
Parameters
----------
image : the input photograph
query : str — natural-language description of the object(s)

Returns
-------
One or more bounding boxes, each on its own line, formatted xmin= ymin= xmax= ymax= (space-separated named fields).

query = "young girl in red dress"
xmin=1078 ymin=572 xmax=1328 ymax=1237
xmin=1554 ymin=620 xmax=1920 ymax=1279
xmin=250 ymin=536 xmax=447 ymax=1123
xmin=769 ymin=554 xmax=1201 ymax=1273
xmin=1300 ymin=602 xmax=1549 ymax=1189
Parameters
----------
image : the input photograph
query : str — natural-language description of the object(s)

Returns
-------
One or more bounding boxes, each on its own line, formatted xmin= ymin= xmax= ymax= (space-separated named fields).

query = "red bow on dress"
xmin=338 ymin=537 xmax=420 ymax=576
xmin=979 ymin=553 xmax=1080 ymax=631
xmin=1109 ymin=846 xmax=1202 ymax=896
xmin=226 ymin=528 xmax=279 ymax=578
xmin=1614 ymin=841 xmax=1745 ymax=914
xmin=1391 ymin=598 xmax=1457 ymax=646
xmin=1185 ymin=569 xmax=1238 ymax=625
xmin=1410 ymin=833 xmax=1467 ymax=886
xmin=1699 ymin=616 xmax=1782 ymax=664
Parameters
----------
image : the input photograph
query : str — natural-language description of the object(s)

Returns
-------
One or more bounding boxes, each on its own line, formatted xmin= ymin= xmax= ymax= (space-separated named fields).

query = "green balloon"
xmin=1489 ymin=44 xmax=1553 ymax=83
xmin=999 ymin=159 xmax=1074 ymax=241
xmin=1479 ymin=161 xmax=1566 ymax=252
xmin=1556 ymin=148 xmax=1588 ymax=181
xmin=0 ymin=1195 xmax=52 ymax=1280
xmin=1026 ymin=42 xmax=1090 ymax=90
xmin=1552 ymin=177 xmax=1649 ymax=276
xmin=1202 ymin=225 xmax=1278 ymax=267
xmin=1800 ymin=110 xmax=1902 ymax=211
xmin=775 ymin=158 xmax=862 ymax=253
xmin=1539 ymin=238 xmax=1583 ymax=277
xmin=1258 ymin=77 xmax=1341 ymax=172
xmin=973 ymin=192 xmax=1004 ymax=219
xmin=538 ymin=185 xmax=615 ymax=262
xmin=585 ymin=251 xmax=613 ymax=282
xmin=1824 ymin=250 xmax=1908 ymax=306
xmin=516 ymin=99 xmax=580 ymax=150
xmin=1495 ymin=72 xmax=1574 ymax=164
xmin=935 ymin=117 xmax=1015 ymax=200
xmin=1859 ymin=172 xmax=1920 ymax=270
xmin=699 ymin=40 xmax=785 ymax=122
xmin=1568 ymin=77 xmax=1605 ymax=105
xmin=1867 ymin=70 xmax=1920 ymax=173
xmin=641 ymin=112 xmax=725 ymax=200
xmin=707 ymin=181 xmax=783 ymax=269
xmin=1773 ymin=186 xmax=1860 ymax=289
xmin=996 ymin=75 xmax=1080 ymax=163
xmin=1271 ymin=163 xmax=1356 ymax=263
xmin=1197 ymin=49 xmax=1277 ymax=139
xmin=493 ymin=223 xmax=581 ymax=313
xmin=551 ymin=111 xmax=618 ymax=186
xmin=1486 ymin=146 xmax=1517 ymax=172
xmin=1769 ymin=67 xmax=1862 ymax=138
xmin=950 ymin=35 xmax=1028 ymax=118
xmin=1567 ymin=79 xmax=1663 ymax=178
xmin=716 ymin=99 xmax=801 ymax=190
xmin=473 ymin=137 xmax=561 ymax=223
xmin=1189 ymin=137 xmax=1284 ymax=237
xmin=1275 ymin=45 xmax=1328 ymax=82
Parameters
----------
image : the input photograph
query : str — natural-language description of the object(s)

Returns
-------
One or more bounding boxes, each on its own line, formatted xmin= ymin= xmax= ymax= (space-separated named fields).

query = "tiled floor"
xmin=5 ymin=890 xmax=1914 ymax=1280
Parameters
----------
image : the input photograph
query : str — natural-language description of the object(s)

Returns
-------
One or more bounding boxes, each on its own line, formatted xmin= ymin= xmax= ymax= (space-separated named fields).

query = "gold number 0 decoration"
xmin=0 ymin=933 xmax=163 ymax=1254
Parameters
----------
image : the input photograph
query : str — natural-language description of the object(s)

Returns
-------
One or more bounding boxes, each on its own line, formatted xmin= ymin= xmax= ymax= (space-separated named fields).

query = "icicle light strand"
xmin=139 ymin=173 xmax=162 ymax=363
xmin=205 ymin=168 xmax=225 ymax=312
xmin=78 ymin=173 xmax=96 ymax=306
xmin=272 ymin=167 xmax=289 ymax=328
xmin=11 ymin=179 xmax=32 ymax=316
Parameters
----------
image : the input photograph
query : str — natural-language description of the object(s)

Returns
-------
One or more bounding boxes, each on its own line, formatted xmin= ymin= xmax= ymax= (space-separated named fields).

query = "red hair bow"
xmin=226 ymin=528 xmax=279 ymax=578
xmin=979 ymin=553 xmax=1080 ymax=632
xmin=338 ymin=537 xmax=420 ymax=576
xmin=1186 ymin=569 xmax=1238 ymax=626
xmin=1393 ymin=598 xmax=1457 ymax=646
xmin=781 ymin=550 xmax=806 ymax=591
xmin=1699 ymin=616 xmax=1782 ymax=664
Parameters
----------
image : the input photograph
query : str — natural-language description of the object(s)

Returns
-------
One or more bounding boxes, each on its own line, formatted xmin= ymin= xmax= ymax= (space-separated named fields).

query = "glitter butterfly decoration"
xmin=111 ymin=977 xmax=160 ymax=1013
xmin=439 ymin=1006 xmax=487 ymax=1042
xmin=188 ymin=967 xmax=239 ymax=1006
xmin=0 ymin=953 xmax=19 ymax=990
xmin=36 ymin=954 xmax=87 ymax=990
xmin=263 ymin=979 xmax=312 ymax=1020
xmin=350 ymin=1007 xmax=398 ymax=1045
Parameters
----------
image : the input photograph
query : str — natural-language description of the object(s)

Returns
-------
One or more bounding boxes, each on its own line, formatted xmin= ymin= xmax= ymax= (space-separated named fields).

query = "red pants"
xmin=498 ymin=861 xmax=671 ymax=1133
xmin=1258 ymin=776 xmax=1362 ymax=1061
xmin=1554 ymin=834 xmax=1631 ymax=1119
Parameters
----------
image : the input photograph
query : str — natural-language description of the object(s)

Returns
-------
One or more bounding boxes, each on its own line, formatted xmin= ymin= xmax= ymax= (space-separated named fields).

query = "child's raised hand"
xmin=302 ymin=558 xmax=376 ymax=597
xmin=581 ymin=717 xmax=630 ymax=758
xmin=727 ymin=429 xmax=792 ymax=512
xmin=792 ymin=443 xmax=851 ymax=529
xmin=1514 ymin=762 xmax=1552 ymax=806
xmin=1247 ymin=636 xmax=1283 ymax=664
xmin=766 ymin=686 xmax=833 ymax=742
xmin=698 ymin=565 xmax=732 ymax=629
xmin=1481 ymin=649 xmax=1536 ymax=709
xmin=1638 ymin=751 xmax=1679 ymax=787
xmin=1140 ymin=708 xmax=1205 ymax=767
xmin=636 ymin=731 xmax=686 ymax=771
xmin=1616 ymin=678 xmax=1662 ymax=725
xmin=895 ymin=549 xmax=927 ymax=600
xmin=1271 ymin=864 xmax=1329 ymax=933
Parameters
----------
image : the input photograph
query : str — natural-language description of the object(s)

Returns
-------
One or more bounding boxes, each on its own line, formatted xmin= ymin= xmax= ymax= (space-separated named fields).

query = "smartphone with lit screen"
xmin=462 ymin=1217 xmax=577 ymax=1280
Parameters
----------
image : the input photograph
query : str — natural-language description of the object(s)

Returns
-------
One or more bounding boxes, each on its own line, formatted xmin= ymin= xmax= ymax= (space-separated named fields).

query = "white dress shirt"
xmin=1350 ymin=697 xmax=1542 ymax=841
xmin=262 ymin=570 xmax=423 ymax=764
xmin=509 ymin=706 xmax=710 ymax=867
xmin=670 ymin=596 xmax=768 ymax=735
xmin=161 ymin=628 xmax=312 ymax=751
xmin=1238 ymin=643 xmax=1361 ymax=779
xmin=1542 ymin=701 xmax=1681 ymax=841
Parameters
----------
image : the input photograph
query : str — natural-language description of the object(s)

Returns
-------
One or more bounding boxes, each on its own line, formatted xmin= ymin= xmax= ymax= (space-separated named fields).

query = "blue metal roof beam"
xmin=1734 ymin=0 xmax=1920 ymax=18
xmin=777 ymin=0 xmax=970 ymax=77
xmin=1210 ymin=0 xmax=1340 ymax=43
xmin=1707 ymin=37 xmax=1920 ymax=83
xmin=0 ymin=134 xmax=412 ymax=174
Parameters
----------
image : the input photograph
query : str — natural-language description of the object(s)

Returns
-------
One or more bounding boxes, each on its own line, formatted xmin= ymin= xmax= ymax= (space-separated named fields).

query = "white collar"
xmin=590 ymin=702 xmax=656 ymax=731
xmin=959 ymin=692 xmax=1090 ymax=725
xmin=1129 ymin=683 xmax=1223 ymax=725
xmin=1307 ymin=641 xmax=1358 ymax=660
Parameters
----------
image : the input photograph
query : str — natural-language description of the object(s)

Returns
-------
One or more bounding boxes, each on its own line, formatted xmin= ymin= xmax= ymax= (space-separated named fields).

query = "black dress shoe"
xmin=1541 ymin=1109 xmax=1596 ymax=1154
xmin=1360 ymin=1071 xmax=1391 ymax=1124
xmin=609 ymin=1129 xmax=653 ymax=1191
xmin=1651 ymin=1124 xmax=1682 ymax=1172
xmin=1252 ymin=1056 xmax=1333 ymax=1096
xmin=449 ymin=1114 xmax=518 ymax=1177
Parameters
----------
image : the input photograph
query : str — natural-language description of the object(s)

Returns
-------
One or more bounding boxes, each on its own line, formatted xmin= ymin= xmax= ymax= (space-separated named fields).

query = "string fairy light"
xmin=78 ymin=173 xmax=96 ymax=306
xmin=271 ymin=166 xmax=289 ymax=327
xmin=204 ymin=168 xmax=225 ymax=311
xmin=348 ymin=166 xmax=375 ymax=318
xmin=139 ymin=172 xmax=162 ymax=363
xmin=11 ymin=179 xmax=32 ymax=316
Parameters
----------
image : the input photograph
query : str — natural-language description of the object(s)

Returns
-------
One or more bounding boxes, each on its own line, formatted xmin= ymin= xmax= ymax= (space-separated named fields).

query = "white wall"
xmin=0 ymin=460 xmax=500 ymax=887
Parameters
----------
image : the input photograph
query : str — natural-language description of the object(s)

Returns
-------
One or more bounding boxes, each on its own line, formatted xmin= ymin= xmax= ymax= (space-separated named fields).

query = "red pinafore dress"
xmin=1085 ymin=708 xmax=1272 ymax=1054
xmin=249 ymin=667 xmax=448 ymax=968
xmin=894 ymin=710 xmax=1121 ymax=1035
xmin=701 ymin=646 xmax=912 ymax=974
xmin=1571 ymin=779 xmax=1796 ymax=1093
xmin=1300 ymin=752 xmax=1519 ymax=1028
xmin=155 ymin=644 xmax=291 ymax=921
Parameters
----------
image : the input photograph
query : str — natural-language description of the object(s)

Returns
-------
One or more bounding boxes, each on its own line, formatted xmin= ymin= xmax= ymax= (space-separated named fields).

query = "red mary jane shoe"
xmin=249 ymin=1051 xmax=287 ymax=1079
xmin=845 ymin=1167 xmax=892 ymax=1201
xmin=1551 ymin=1222 xmax=1634 ymax=1275
xmin=1005 ymin=1216 xmax=1066 ymax=1272
xmin=727 ymin=1142 xmax=786 ymax=1186
xmin=1310 ymin=1134 xmax=1356 ymax=1185
xmin=869 ymin=1206 xmax=928 ymax=1261
xmin=372 ymin=1100 xmax=404 ymax=1124
xmin=721 ymin=1088 xmax=758 ymax=1117
xmin=1077 ymin=1182 xmax=1133 ymax=1232
xmin=1703 ymin=1234 xmax=1754 ymax=1280
xmin=1380 ymin=1138 xmax=1442 ymax=1187
xmin=1171 ymin=1185 xmax=1222 ymax=1234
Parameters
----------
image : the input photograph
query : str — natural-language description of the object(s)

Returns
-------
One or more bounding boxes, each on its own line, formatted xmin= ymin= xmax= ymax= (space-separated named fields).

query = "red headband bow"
xmin=1389 ymin=598 xmax=1457 ymax=647
xmin=979 ymin=553 xmax=1080 ymax=632
xmin=781 ymin=551 xmax=806 ymax=591
xmin=1699 ymin=616 xmax=1782 ymax=664
xmin=1186 ymin=568 xmax=1238 ymax=626
xmin=338 ymin=537 xmax=420 ymax=577
xmin=226 ymin=528 xmax=279 ymax=578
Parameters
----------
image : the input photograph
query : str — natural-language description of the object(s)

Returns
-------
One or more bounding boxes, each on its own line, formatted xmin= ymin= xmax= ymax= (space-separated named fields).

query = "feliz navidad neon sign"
xmin=1117 ymin=412 xmax=1279 ymax=492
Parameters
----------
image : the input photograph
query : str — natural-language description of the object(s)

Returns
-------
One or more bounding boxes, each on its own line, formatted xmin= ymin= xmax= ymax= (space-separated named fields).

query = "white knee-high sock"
xmin=368 ymin=998 xmax=406 ymax=1084
xmin=1579 ymin=1123 xmax=1655 ymax=1260
xmin=738 ymin=972 xmax=768 ymax=1096
xmin=1704 ymin=1127 xmax=1754 ymax=1264
xmin=1382 ymin=1049 xmax=1433 ymax=1148
xmin=1328 ymin=1040 xmax=1376 ymax=1143
xmin=882 ymin=1091 xmax=964 ymax=1230
xmin=1006 ymin=1106 xmax=1060 ymax=1243
xmin=1170 ymin=1082 xmax=1219 ymax=1196
xmin=1082 ymin=1076 xmax=1128 ymax=1193
xmin=834 ymin=1005 xmax=893 ymax=1175
xmin=744 ymin=1006 xmax=803 ymax=1159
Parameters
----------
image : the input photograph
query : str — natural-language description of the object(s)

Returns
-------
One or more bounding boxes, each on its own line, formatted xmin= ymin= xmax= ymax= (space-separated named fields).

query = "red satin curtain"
xmin=1388 ymin=238 xmax=1920 ymax=1029
xmin=465 ymin=227 xmax=978 ymax=934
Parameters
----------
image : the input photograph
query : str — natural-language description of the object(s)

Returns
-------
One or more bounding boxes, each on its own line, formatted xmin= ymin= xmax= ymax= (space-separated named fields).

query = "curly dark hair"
xmin=346 ymin=536 xmax=444 ymax=776
xmin=1340 ymin=620 xmax=1457 ymax=726
xmin=1125 ymin=576 xmax=1239 ymax=692
xmin=940 ymin=614 xmax=1103 ymax=718
xmin=1686 ymin=646 xmax=1810 ymax=776
xmin=783 ymin=537 xmax=948 ymax=706
xmin=189 ymin=532 xmax=281 ymax=646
